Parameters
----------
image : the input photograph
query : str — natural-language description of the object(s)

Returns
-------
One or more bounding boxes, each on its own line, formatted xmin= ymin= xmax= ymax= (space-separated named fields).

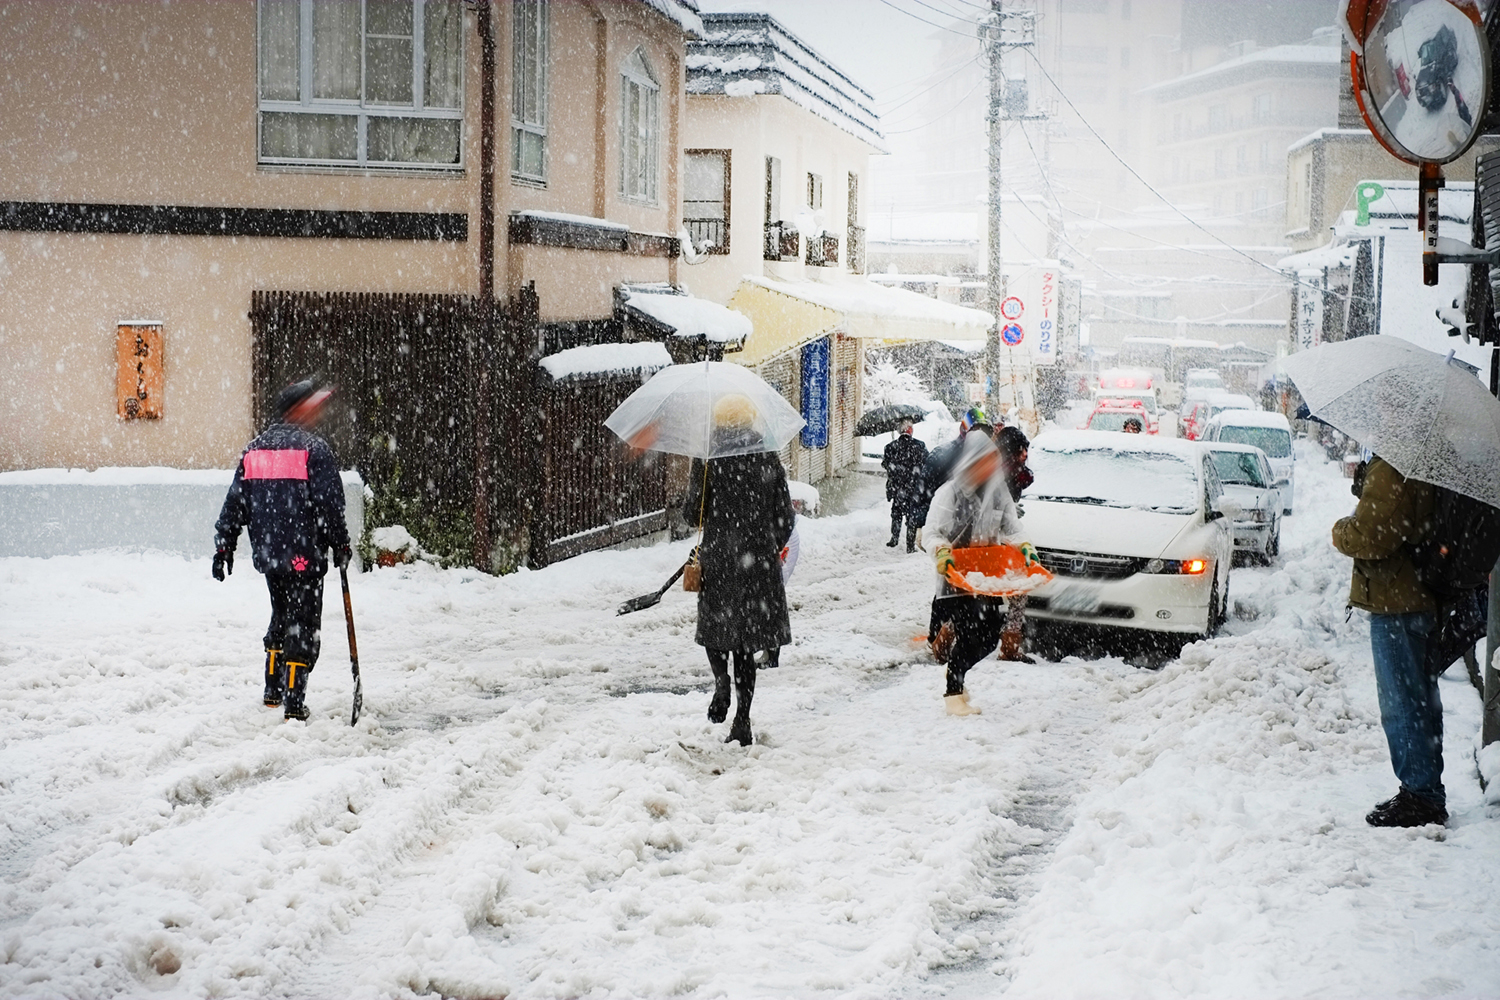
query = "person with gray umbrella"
xmin=1286 ymin=336 xmax=1500 ymax=828
xmin=882 ymin=420 xmax=927 ymax=552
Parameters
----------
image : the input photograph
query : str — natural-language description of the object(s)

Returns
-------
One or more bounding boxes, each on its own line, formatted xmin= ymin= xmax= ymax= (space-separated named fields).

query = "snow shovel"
xmin=617 ymin=559 xmax=690 ymax=616
xmin=339 ymin=567 xmax=363 ymax=725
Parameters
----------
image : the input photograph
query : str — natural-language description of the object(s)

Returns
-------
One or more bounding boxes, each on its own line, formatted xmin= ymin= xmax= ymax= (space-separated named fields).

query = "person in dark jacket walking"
xmin=882 ymin=421 xmax=928 ymax=552
xmin=1331 ymin=455 xmax=1443 ymax=827
xmin=683 ymin=394 xmax=796 ymax=746
xmin=214 ymin=380 xmax=352 ymax=721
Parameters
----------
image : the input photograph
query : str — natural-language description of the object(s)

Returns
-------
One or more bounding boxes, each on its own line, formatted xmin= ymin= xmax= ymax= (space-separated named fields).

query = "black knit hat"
xmin=274 ymin=379 xmax=327 ymax=419
xmin=998 ymin=425 xmax=1030 ymax=457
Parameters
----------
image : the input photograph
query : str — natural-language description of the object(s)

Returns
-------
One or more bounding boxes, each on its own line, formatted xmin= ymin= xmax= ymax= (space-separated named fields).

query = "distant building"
xmin=683 ymin=12 xmax=990 ymax=485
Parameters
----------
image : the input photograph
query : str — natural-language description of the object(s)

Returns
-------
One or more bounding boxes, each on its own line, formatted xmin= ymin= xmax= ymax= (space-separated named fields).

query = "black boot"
xmin=725 ymin=653 xmax=756 ymax=746
xmin=262 ymin=648 xmax=285 ymax=707
xmin=283 ymin=661 xmax=312 ymax=721
xmin=707 ymin=650 xmax=731 ymax=723
xmin=1365 ymin=788 xmax=1447 ymax=827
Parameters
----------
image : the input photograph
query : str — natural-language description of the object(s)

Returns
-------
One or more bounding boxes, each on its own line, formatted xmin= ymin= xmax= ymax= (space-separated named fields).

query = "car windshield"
xmin=1087 ymin=412 xmax=1144 ymax=433
xmin=1186 ymin=373 xmax=1223 ymax=389
xmin=1217 ymin=425 xmax=1291 ymax=459
xmin=1211 ymin=450 xmax=1267 ymax=487
xmin=1030 ymin=446 xmax=1199 ymax=513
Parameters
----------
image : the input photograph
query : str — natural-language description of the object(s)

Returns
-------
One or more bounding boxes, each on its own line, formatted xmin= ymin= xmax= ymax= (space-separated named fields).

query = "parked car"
xmin=1179 ymin=399 xmax=1211 ymax=440
xmin=1202 ymin=409 xmax=1295 ymax=513
xmin=1206 ymin=443 xmax=1282 ymax=562
xmin=1204 ymin=391 xmax=1256 ymax=422
xmin=1082 ymin=397 xmax=1157 ymax=434
xmin=1182 ymin=368 xmax=1226 ymax=403
xmin=1022 ymin=431 xmax=1237 ymax=647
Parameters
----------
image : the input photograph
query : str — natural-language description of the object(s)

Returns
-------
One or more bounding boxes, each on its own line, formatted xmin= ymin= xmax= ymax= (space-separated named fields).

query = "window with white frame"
xmin=620 ymin=48 xmax=660 ymax=203
xmin=511 ymin=0 xmax=547 ymax=182
xmin=257 ymin=0 xmax=463 ymax=169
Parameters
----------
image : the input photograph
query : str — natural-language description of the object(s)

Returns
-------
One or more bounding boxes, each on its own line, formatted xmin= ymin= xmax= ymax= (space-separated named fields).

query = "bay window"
xmin=257 ymin=0 xmax=464 ymax=169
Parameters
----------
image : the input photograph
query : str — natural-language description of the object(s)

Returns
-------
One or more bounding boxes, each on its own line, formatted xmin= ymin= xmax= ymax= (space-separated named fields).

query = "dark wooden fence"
xmin=250 ymin=287 xmax=666 ymax=570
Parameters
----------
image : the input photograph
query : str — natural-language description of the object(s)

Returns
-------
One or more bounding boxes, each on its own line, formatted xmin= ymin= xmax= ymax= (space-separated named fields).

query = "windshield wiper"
xmin=1032 ymin=494 xmax=1110 ymax=505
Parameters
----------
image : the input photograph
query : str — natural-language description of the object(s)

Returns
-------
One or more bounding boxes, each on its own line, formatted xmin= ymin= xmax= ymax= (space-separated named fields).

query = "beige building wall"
xmin=0 ymin=0 xmax=689 ymax=470
xmin=681 ymin=93 xmax=877 ymax=306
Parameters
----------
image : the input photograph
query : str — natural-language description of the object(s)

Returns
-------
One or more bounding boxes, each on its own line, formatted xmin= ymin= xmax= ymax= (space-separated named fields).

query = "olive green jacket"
xmin=1331 ymin=458 xmax=1435 ymax=614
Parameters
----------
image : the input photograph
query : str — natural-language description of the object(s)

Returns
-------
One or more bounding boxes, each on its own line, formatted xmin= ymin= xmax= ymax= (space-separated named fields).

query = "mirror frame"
xmin=1341 ymin=0 xmax=1492 ymax=164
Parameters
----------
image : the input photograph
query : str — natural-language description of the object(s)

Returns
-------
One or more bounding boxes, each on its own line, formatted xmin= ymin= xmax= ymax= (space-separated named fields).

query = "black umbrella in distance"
xmin=856 ymin=403 xmax=928 ymax=437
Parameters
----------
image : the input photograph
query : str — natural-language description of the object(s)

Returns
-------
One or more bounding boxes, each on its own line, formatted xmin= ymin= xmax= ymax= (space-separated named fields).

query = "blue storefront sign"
xmin=800 ymin=337 xmax=831 ymax=449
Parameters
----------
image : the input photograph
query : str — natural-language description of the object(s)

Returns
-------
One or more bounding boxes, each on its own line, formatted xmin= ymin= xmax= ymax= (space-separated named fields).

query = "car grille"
xmin=1034 ymin=547 xmax=1146 ymax=580
xmin=1028 ymin=597 xmax=1135 ymax=619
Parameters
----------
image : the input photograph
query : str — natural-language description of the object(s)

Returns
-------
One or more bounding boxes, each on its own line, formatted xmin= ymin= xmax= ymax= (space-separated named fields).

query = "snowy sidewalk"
xmin=2 ymin=449 xmax=1498 ymax=998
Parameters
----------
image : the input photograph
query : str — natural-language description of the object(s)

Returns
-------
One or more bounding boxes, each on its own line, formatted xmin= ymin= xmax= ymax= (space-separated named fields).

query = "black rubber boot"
xmin=262 ymin=648 xmax=285 ymax=707
xmin=725 ymin=653 xmax=756 ymax=746
xmin=707 ymin=650 xmax=731 ymax=724
xmin=1365 ymin=788 xmax=1447 ymax=827
xmin=283 ymin=661 xmax=312 ymax=721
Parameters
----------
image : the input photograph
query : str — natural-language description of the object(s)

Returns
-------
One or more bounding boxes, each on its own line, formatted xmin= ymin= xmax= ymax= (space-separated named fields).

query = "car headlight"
xmin=1142 ymin=558 xmax=1209 ymax=575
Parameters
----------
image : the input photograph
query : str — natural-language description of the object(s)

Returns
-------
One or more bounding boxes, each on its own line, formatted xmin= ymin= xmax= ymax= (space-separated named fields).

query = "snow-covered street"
xmin=3 ymin=448 xmax=1498 ymax=999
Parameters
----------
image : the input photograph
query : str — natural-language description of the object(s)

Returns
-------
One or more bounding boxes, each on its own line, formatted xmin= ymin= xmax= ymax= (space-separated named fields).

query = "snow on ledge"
xmin=511 ymin=209 xmax=628 ymax=233
xmin=539 ymin=341 xmax=673 ymax=382
xmin=621 ymin=284 xmax=752 ymax=345
xmin=0 ymin=466 xmax=363 ymax=487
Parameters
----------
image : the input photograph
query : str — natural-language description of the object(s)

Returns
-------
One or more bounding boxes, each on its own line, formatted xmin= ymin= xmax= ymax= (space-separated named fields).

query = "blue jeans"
xmin=1369 ymin=611 xmax=1443 ymax=806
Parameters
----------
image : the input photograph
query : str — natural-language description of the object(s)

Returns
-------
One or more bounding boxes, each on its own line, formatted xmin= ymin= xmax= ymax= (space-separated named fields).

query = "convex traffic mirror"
xmin=1343 ymin=0 xmax=1491 ymax=164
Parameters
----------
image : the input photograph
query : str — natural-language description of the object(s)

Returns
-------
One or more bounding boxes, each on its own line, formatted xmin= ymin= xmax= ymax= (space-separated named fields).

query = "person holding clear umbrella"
xmin=606 ymin=362 xmax=805 ymax=747
xmin=682 ymin=394 xmax=796 ymax=745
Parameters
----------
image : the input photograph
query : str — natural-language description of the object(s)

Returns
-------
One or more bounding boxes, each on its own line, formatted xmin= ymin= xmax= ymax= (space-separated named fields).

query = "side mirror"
xmin=1211 ymin=495 xmax=1242 ymax=521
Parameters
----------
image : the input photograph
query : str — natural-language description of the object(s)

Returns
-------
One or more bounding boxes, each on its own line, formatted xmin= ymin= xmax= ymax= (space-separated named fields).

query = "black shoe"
xmin=886 ymin=538 xmax=899 ymax=547
xmin=262 ymin=648 xmax=285 ymax=707
xmin=283 ymin=661 xmax=311 ymax=722
xmin=1365 ymin=788 xmax=1447 ymax=828
xmin=725 ymin=717 xmax=752 ymax=746
xmin=708 ymin=676 xmax=731 ymax=723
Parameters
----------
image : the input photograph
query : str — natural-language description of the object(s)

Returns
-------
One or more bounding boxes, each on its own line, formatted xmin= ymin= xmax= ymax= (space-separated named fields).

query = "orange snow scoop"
xmin=944 ymin=545 xmax=1053 ymax=597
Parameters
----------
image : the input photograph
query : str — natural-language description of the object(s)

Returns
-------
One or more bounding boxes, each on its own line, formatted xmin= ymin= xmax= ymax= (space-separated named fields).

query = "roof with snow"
xmin=1142 ymin=38 xmax=1340 ymax=100
xmin=538 ymin=342 xmax=673 ymax=384
xmin=686 ymin=13 xmax=885 ymax=151
xmin=617 ymin=284 xmax=752 ymax=349
xmin=632 ymin=0 xmax=703 ymax=38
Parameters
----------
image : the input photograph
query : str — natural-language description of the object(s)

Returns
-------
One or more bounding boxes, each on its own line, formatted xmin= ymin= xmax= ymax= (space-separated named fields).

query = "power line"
xmin=884 ymin=76 xmax=987 ymax=133
xmin=872 ymin=0 xmax=979 ymax=38
xmin=877 ymin=60 xmax=977 ymax=120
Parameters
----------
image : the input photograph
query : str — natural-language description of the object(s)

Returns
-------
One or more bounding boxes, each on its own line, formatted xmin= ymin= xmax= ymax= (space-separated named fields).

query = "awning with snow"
xmin=616 ymin=283 xmax=752 ymax=352
xmin=726 ymin=275 xmax=993 ymax=367
xmin=538 ymin=341 xmax=673 ymax=385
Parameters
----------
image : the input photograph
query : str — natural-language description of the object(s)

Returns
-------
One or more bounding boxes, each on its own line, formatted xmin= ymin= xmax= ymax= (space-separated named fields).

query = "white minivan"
xmin=1203 ymin=410 xmax=1295 ymax=513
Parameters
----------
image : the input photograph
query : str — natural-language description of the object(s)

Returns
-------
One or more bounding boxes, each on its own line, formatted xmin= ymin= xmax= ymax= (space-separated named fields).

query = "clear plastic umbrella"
xmin=1281 ymin=335 xmax=1500 ymax=507
xmin=604 ymin=360 xmax=806 ymax=459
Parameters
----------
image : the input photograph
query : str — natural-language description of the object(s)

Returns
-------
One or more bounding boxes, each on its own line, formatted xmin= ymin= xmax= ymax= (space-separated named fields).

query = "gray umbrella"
xmin=856 ymin=403 xmax=928 ymax=437
xmin=1281 ymin=335 xmax=1500 ymax=507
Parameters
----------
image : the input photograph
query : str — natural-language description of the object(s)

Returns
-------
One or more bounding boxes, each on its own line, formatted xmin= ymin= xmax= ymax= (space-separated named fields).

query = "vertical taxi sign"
xmin=116 ymin=321 xmax=163 ymax=420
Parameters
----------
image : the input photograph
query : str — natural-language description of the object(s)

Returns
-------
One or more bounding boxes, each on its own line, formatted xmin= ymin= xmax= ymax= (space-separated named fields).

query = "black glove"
xmin=335 ymin=543 xmax=353 ymax=571
xmin=212 ymin=547 xmax=233 ymax=581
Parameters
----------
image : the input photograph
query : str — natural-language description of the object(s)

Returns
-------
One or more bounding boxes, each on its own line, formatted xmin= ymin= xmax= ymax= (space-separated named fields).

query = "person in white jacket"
xmin=925 ymin=433 xmax=1040 ymax=715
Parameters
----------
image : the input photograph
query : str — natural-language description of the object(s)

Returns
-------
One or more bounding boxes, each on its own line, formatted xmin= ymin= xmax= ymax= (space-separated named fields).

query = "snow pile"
xmin=685 ymin=53 xmax=761 ymax=73
xmin=961 ymin=570 xmax=1047 ymax=596
xmin=620 ymin=285 xmax=752 ymax=346
xmin=723 ymin=78 xmax=767 ymax=97
xmin=538 ymin=342 xmax=672 ymax=382
xmin=786 ymin=478 xmax=820 ymax=514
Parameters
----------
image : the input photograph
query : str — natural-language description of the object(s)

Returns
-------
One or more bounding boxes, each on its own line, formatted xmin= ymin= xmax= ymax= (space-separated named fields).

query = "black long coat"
xmin=684 ymin=435 xmax=795 ymax=653
xmin=882 ymin=434 xmax=928 ymax=513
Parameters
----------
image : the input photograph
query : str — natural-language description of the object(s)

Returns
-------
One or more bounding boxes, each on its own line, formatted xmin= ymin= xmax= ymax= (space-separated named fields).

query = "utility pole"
xmin=982 ymin=2 xmax=1039 ymax=427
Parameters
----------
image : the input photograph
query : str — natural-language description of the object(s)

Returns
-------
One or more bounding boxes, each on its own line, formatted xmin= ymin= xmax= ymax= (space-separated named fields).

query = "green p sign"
xmin=1355 ymin=182 xmax=1385 ymax=226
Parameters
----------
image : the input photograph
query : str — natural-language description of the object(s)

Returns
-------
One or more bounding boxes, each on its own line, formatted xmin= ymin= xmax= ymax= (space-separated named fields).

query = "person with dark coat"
xmin=214 ymin=380 xmax=352 ymax=721
xmin=683 ymin=393 xmax=796 ymax=746
xmin=1331 ymin=455 xmax=1443 ymax=827
xmin=995 ymin=424 xmax=1035 ymax=662
xmin=882 ymin=421 xmax=928 ymax=552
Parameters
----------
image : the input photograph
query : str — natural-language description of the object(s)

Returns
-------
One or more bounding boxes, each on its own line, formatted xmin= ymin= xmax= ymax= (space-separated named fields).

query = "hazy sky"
xmin=696 ymin=0 xmax=958 ymax=114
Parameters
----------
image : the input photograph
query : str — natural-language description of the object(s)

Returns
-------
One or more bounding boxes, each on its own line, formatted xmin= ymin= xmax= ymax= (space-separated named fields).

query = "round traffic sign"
xmin=1001 ymin=323 xmax=1024 ymax=346
xmin=1000 ymin=296 xmax=1024 ymax=320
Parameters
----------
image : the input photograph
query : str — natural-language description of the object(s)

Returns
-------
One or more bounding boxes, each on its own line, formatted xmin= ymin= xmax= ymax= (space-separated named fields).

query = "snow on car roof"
xmin=1205 ymin=441 xmax=1269 ymax=456
xmin=1208 ymin=409 xmax=1290 ymax=429
xmin=1035 ymin=429 xmax=1204 ymax=460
